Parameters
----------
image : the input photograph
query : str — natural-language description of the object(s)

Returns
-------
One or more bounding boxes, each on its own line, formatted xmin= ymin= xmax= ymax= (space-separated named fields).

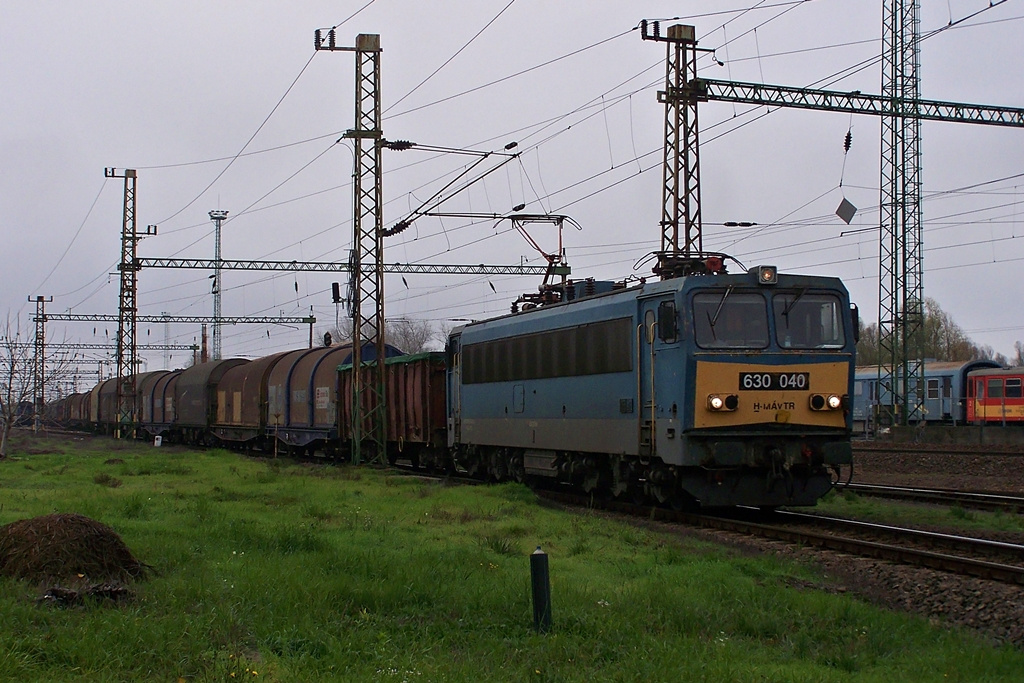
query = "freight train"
xmin=50 ymin=262 xmax=859 ymax=509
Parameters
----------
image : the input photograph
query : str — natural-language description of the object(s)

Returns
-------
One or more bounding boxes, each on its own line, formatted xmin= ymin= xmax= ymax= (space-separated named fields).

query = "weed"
xmin=949 ymin=505 xmax=975 ymax=521
xmin=93 ymin=472 xmax=122 ymax=488
xmin=211 ymin=486 xmax=245 ymax=502
xmin=301 ymin=503 xmax=335 ymax=522
xmin=569 ymin=537 xmax=591 ymax=556
xmin=482 ymin=534 xmax=518 ymax=556
xmin=120 ymin=494 xmax=149 ymax=520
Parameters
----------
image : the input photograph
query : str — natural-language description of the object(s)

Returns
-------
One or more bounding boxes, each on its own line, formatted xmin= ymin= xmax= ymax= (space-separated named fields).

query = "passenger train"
xmin=967 ymin=366 xmax=1024 ymax=425
xmin=50 ymin=261 xmax=859 ymax=509
xmin=852 ymin=359 xmax=1002 ymax=432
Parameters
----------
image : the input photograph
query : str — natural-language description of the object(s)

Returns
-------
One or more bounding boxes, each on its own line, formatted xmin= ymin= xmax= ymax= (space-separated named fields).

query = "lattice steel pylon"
xmin=315 ymin=30 xmax=387 ymax=465
xmin=30 ymin=295 xmax=51 ymax=432
xmin=106 ymin=168 xmax=156 ymax=439
xmin=209 ymin=210 xmax=229 ymax=361
xmin=878 ymin=0 xmax=923 ymax=427
xmin=641 ymin=21 xmax=707 ymax=279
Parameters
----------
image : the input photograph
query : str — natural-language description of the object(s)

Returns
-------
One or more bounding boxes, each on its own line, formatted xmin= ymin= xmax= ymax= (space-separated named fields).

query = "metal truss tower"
xmin=106 ymin=168 xmax=155 ymax=438
xmin=641 ymin=22 xmax=707 ymax=278
xmin=878 ymin=0 xmax=923 ymax=426
xmin=209 ymin=210 xmax=229 ymax=360
xmin=30 ymin=295 xmax=51 ymax=432
xmin=315 ymin=30 xmax=387 ymax=465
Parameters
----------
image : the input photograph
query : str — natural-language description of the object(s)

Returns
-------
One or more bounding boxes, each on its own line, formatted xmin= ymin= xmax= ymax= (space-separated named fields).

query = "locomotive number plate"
xmin=739 ymin=372 xmax=810 ymax=391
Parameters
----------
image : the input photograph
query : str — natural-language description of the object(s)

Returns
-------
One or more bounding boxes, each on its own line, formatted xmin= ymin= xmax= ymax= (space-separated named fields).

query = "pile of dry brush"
xmin=0 ymin=513 xmax=149 ymax=605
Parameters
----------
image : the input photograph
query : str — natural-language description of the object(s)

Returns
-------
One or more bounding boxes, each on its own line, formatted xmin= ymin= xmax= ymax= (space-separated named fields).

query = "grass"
xmin=814 ymin=487 xmax=1024 ymax=535
xmin=0 ymin=434 xmax=1022 ymax=681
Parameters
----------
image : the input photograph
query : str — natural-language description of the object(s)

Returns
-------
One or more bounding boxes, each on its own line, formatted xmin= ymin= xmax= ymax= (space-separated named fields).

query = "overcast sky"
xmin=3 ymin=0 xmax=1023 ymax=375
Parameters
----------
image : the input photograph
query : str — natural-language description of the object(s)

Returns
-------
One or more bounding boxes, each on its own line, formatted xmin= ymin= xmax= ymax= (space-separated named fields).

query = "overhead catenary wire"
xmin=49 ymin=5 xmax=1024 ymax=358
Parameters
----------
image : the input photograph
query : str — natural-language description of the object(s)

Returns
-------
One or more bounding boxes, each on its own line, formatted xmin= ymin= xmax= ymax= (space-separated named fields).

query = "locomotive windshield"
xmin=693 ymin=291 xmax=770 ymax=349
xmin=773 ymin=291 xmax=845 ymax=349
xmin=693 ymin=289 xmax=847 ymax=350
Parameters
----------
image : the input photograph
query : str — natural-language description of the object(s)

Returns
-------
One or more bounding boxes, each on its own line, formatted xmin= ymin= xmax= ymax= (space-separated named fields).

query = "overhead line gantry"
xmin=135 ymin=258 xmax=551 ymax=276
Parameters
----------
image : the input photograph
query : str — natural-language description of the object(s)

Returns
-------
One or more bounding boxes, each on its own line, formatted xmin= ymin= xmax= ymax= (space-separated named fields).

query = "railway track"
xmin=838 ymin=482 xmax=1024 ymax=512
xmin=536 ymin=490 xmax=1024 ymax=585
xmin=852 ymin=442 xmax=1024 ymax=457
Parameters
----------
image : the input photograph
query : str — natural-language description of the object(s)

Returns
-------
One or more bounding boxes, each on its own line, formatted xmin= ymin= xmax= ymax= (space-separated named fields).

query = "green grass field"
xmin=1 ymin=434 xmax=1022 ymax=682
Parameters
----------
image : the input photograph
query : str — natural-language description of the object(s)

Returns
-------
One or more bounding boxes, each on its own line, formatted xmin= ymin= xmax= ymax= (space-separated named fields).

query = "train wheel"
xmin=508 ymin=451 xmax=525 ymax=484
xmin=489 ymin=448 xmax=509 ymax=482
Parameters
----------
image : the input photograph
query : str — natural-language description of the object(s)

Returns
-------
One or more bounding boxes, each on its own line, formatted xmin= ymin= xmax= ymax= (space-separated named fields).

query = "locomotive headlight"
xmin=707 ymin=394 xmax=739 ymax=412
xmin=810 ymin=393 xmax=844 ymax=411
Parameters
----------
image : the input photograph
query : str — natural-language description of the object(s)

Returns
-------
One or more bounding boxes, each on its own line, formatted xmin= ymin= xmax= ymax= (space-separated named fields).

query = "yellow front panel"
xmin=694 ymin=360 xmax=848 ymax=429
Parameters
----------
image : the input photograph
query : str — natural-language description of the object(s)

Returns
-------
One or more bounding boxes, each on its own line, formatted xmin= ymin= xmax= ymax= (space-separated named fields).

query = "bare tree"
xmin=1 ymin=315 xmax=34 ymax=458
xmin=388 ymin=319 xmax=438 ymax=353
xmin=321 ymin=318 xmax=439 ymax=354
xmin=1013 ymin=341 xmax=1024 ymax=367
xmin=0 ymin=315 xmax=77 ymax=459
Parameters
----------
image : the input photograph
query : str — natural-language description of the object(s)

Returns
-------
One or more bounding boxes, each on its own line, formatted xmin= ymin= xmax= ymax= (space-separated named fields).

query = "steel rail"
xmin=853 ymin=443 xmax=1024 ymax=457
xmin=772 ymin=509 xmax=1024 ymax=556
xmin=839 ymin=483 xmax=1024 ymax=513
xmin=536 ymin=490 xmax=1024 ymax=585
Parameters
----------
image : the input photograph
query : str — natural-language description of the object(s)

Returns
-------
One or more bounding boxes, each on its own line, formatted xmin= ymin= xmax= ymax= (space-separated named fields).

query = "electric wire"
xmin=384 ymin=0 xmax=518 ymax=115
xmin=54 ymin=5 xmax=1024 ymax=356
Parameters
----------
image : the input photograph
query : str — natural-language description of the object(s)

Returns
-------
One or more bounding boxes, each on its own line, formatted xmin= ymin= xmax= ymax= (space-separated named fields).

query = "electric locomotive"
xmin=447 ymin=263 xmax=857 ymax=508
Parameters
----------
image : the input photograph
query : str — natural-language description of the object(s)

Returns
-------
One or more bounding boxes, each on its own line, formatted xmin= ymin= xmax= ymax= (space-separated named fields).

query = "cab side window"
xmin=657 ymin=300 xmax=677 ymax=343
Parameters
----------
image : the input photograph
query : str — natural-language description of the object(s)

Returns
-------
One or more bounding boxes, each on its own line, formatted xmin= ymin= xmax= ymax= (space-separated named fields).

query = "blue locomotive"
xmin=447 ymin=264 xmax=857 ymax=508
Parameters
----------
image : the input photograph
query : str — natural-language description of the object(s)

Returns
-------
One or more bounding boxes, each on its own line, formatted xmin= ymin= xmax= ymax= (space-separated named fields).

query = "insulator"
xmin=654 ymin=21 xmax=660 ymax=38
xmin=641 ymin=19 xmax=647 ymax=37
xmin=504 ymin=141 xmax=518 ymax=150
xmin=844 ymin=130 xmax=853 ymax=153
xmin=512 ymin=203 xmax=526 ymax=212
xmin=314 ymin=29 xmax=321 ymax=49
xmin=382 ymin=220 xmax=410 ymax=238
xmin=328 ymin=29 xmax=336 ymax=49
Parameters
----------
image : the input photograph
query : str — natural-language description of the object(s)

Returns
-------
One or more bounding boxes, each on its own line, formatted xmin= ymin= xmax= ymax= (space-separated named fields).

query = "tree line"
xmin=856 ymin=298 xmax=1024 ymax=367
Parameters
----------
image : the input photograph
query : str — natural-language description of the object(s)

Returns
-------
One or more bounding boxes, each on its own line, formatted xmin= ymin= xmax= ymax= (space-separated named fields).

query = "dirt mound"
xmin=0 ymin=513 xmax=150 ymax=584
